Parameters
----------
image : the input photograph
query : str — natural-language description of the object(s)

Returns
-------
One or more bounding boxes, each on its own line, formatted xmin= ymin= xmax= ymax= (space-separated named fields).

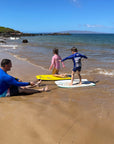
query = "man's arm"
xmin=5 ymin=75 xmax=30 ymax=86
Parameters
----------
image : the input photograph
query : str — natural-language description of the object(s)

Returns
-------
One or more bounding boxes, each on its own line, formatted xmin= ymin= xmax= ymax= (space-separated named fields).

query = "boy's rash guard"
xmin=61 ymin=53 xmax=87 ymax=68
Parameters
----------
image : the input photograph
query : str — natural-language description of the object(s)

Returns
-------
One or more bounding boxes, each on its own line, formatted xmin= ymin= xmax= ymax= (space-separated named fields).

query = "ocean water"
xmin=0 ymin=34 xmax=114 ymax=76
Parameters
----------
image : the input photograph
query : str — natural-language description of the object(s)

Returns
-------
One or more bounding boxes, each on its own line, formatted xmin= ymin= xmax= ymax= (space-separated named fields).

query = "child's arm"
xmin=59 ymin=56 xmax=65 ymax=68
xmin=61 ymin=54 xmax=74 ymax=62
xmin=80 ymin=54 xmax=88 ymax=59
xmin=49 ymin=56 xmax=54 ymax=70
xmin=61 ymin=62 xmax=65 ymax=68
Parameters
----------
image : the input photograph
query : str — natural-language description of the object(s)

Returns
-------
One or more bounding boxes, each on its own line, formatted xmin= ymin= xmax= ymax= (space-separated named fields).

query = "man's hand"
xmin=30 ymin=82 xmax=35 ymax=86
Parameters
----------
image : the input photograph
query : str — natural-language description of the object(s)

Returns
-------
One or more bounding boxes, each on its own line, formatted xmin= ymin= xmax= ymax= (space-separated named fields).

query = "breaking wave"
xmin=87 ymin=68 xmax=114 ymax=76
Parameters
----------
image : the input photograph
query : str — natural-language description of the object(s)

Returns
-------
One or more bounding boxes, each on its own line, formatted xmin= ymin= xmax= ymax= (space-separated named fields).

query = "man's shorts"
xmin=0 ymin=86 xmax=19 ymax=98
xmin=72 ymin=66 xmax=81 ymax=72
xmin=10 ymin=85 xmax=19 ymax=96
xmin=0 ymin=90 xmax=8 ymax=98
xmin=52 ymin=68 xmax=59 ymax=74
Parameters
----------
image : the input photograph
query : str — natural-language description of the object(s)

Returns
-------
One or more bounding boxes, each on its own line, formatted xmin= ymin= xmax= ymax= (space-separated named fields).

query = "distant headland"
xmin=0 ymin=26 xmax=106 ymax=37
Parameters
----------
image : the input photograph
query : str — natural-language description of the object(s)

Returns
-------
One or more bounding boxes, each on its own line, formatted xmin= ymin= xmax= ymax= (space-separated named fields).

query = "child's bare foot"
xmin=77 ymin=82 xmax=82 ymax=86
xmin=61 ymin=73 xmax=67 ymax=78
xmin=69 ymin=82 xmax=73 ymax=86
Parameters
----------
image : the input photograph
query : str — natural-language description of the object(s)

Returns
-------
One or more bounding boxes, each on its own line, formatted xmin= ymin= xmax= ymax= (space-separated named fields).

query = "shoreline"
xmin=0 ymin=51 xmax=50 ymax=81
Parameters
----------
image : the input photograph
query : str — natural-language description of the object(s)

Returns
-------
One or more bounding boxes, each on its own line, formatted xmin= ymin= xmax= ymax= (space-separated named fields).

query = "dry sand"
xmin=0 ymin=52 xmax=114 ymax=144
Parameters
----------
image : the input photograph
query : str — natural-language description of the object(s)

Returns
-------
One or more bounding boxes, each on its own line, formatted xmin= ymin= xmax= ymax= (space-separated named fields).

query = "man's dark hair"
xmin=53 ymin=48 xmax=58 ymax=55
xmin=71 ymin=47 xmax=78 ymax=52
xmin=1 ymin=59 xmax=11 ymax=67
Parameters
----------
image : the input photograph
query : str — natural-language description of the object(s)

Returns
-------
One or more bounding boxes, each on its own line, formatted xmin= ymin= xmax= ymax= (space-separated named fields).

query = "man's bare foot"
xmin=35 ymin=79 xmax=42 ymax=87
xmin=38 ymin=86 xmax=48 ymax=92
xmin=25 ymin=79 xmax=42 ymax=88
xmin=43 ymin=85 xmax=48 ymax=92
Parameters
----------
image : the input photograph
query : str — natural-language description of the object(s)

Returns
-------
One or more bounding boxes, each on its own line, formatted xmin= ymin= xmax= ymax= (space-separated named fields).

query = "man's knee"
xmin=18 ymin=87 xmax=25 ymax=93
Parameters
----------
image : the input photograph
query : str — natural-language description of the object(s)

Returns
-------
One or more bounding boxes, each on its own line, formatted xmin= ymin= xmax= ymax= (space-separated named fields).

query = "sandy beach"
xmin=0 ymin=51 xmax=114 ymax=144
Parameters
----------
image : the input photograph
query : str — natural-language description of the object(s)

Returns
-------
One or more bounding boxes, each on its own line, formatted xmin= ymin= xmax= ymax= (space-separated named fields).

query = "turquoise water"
xmin=0 ymin=34 xmax=114 ymax=76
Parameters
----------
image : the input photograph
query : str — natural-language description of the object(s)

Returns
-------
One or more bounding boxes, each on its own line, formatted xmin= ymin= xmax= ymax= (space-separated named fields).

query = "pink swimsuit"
xmin=49 ymin=54 xmax=65 ymax=70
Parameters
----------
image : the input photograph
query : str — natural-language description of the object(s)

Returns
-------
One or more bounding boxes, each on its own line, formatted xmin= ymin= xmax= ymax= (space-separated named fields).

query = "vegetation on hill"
xmin=0 ymin=26 xmax=22 ymax=37
xmin=0 ymin=26 xmax=20 ymax=33
xmin=0 ymin=26 xmax=70 ymax=37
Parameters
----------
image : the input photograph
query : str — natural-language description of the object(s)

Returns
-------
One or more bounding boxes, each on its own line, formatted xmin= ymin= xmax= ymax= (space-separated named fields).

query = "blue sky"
xmin=1 ymin=0 xmax=114 ymax=33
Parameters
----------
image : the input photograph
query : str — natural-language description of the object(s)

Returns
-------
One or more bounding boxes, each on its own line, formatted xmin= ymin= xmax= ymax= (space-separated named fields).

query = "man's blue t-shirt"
xmin=61 ymin=52 xmax=87 ymax=68
xmin=0 ymin=68 xmax=29 ymax=95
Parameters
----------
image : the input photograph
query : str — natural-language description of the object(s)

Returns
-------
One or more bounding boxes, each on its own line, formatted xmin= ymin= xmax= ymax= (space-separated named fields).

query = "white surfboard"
xmin=55 ymin=79 xmax=95 ymax=88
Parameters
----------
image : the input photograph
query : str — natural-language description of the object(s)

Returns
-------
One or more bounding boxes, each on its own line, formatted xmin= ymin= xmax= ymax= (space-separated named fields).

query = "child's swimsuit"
xmin=49 ymin=54 xmax=65 ymax=74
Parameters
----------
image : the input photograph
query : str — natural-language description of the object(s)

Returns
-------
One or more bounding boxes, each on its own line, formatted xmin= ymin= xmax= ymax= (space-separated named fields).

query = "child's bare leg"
xmin=77 ymin=71 xmax=82 ymax=85
xmin=61 ymin=73 xmax=68 ymax=77
xmin=70 ymin=71 xmax=75 ymax=85
xmin=53 ymin=73 xmax=67 ymax=78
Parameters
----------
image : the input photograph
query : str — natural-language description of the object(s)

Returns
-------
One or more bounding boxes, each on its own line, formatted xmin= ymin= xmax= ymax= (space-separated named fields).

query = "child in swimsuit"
xmin=61 ymin=47 xmax=88 ymax=85
xmin=49 ymin=48 xmax=65 ymax=74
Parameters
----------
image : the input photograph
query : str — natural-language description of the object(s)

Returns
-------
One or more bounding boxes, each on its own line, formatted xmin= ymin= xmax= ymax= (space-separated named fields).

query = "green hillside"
xmin=0 ymin=26 xmax=20 ymax=33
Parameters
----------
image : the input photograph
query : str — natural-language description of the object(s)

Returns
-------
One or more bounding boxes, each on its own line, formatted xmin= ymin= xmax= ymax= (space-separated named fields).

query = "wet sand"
xmin=0 ymin=52 xmax=114 ymax=144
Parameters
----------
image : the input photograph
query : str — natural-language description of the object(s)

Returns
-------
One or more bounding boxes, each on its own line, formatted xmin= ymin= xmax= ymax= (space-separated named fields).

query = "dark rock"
xmin=22 ymin=39 xmax=28 ymax=43
xmin=0 ymin=40 xmax=6 ymax=43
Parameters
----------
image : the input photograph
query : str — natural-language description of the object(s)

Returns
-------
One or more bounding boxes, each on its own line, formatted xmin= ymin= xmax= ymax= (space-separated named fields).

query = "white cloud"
xmin=72 ymin=0 xmax=80 ymax=7
xmin=86 ymin=24 xmax=114 ymax=28
xmin=85 ymin=24 xmax=104 ymax=28
xmin=72 ymin=0 xmax=79 ymax=3
xmin=78 ymin=24 xmax=114 ymax=29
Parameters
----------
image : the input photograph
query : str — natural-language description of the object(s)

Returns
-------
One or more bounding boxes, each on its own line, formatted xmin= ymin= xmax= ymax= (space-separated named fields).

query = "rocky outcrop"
xmin=22 ymin=39 xmax=28 ymax=43
xmin=0 ymin=40 xmax=6 ymax=43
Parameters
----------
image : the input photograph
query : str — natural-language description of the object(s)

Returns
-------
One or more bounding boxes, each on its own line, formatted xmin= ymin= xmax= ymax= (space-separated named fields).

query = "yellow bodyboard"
xmin=36 ymin=75 xmax=71 ymax=81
